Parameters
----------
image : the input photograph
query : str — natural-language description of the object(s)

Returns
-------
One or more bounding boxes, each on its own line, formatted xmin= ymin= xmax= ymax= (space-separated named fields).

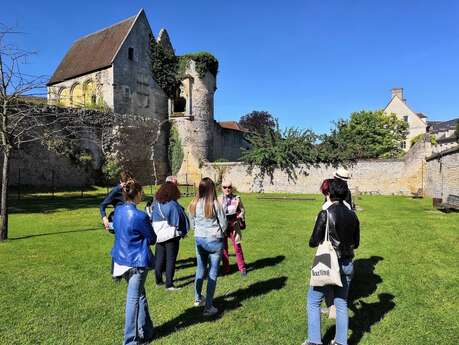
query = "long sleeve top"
xmin=99 ymin=185 xmax=124 ymax=218
xmin=190 ymin=199 xmax=227 ymax=239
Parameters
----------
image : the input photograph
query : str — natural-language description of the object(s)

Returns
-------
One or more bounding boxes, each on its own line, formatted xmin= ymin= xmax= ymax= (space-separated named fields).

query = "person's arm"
xmin=138 ymin=213 xmax=157 ymax=245
xmin=353 ymin=215 xmax=360 ymax=249
xmin=215 ymin=201 xmax=228 ymax=232
xmin=99 ymin=186 xmax=120 ymax=229
xmin=237 ymin=196 xmax=245 ymax=219
xmin=309 ymin=210 xmax=327 ymax=247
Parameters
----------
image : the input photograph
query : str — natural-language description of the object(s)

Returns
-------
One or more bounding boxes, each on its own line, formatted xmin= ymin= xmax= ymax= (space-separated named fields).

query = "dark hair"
xmin=188 ymin=177 xmax=217 ymax=218
xmin=122 ymin=179 xmax=142 ymax=201
xmin=329 ymin=179 xmax=348 ymax=201
xmin=320 ymin=179 xmax=333 ymax=196
xmin=120 ymin=171 xmax=134 ymax=183
xmin=155 ymin=182 xmax=181 ymax=203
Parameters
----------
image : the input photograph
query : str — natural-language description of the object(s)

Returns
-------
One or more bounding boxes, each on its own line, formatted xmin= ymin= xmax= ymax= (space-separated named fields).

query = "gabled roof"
xmin=218 ymin=121 xmax=249 ymax=132
xmin=47 ymin=11 xmax=143 ymax=86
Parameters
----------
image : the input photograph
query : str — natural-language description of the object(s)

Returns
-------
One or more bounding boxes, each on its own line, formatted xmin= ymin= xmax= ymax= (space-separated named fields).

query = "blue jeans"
xmin=124 ymin=269 xmax=154 ymax=345
xmin=194 ymin=237 xmax=223 ymax=307
xmin=307 ymin=259 xmax=354 ymax=345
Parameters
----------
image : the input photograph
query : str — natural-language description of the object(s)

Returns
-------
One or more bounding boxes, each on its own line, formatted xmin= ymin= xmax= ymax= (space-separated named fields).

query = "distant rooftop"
xmin=218 ymin=121 xmax=249 ymax=132
xmin=427 ymin=118 xmax=458 ymax=133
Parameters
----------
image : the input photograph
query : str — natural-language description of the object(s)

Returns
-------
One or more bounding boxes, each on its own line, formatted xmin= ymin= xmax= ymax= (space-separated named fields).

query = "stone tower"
xmin=171 ymin=59 xmax=217 ymax=185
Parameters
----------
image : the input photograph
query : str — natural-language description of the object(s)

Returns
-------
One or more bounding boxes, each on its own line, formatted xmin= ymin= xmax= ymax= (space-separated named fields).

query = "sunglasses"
xmin=222 ymin=186 xmax=232 ymax=189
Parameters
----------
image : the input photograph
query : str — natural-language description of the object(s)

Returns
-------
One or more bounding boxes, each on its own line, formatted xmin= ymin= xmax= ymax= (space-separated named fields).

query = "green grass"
xmin=1 ymin=191 xmax=458 ymax=345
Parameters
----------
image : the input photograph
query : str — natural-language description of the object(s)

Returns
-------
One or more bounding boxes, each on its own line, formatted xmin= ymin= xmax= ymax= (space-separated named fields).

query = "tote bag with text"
xmin=310 ymin=211 xmax=342 ymax=287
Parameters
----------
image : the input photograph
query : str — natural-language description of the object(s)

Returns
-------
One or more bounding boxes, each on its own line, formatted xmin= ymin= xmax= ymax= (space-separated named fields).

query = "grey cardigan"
xmin=190 ymin=199 xmax=227 ymax=239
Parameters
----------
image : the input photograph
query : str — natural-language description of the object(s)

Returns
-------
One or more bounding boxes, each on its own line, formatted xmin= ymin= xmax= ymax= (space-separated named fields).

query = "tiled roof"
xmin=218 ymin=121 xmax=249 ymax=132
xmin=47 ymin=15 xmax=136 ymax=86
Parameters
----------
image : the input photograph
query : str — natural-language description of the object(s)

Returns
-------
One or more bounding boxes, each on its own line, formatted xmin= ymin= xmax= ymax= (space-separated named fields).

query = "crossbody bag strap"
xmin=157 ymin=203 xmax=166 ymax=221
xmin=325 ymin=210 xmax=330 ymax=242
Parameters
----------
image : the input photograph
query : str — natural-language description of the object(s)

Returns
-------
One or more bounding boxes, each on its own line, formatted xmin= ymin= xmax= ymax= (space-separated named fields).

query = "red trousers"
xmin=222 ymin=224 xmax=246 ymax=272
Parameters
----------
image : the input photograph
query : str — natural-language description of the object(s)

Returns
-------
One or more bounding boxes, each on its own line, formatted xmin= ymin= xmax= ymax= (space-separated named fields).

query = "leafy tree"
xmin=321 ymin=110 xmax=408 ymax=159
xmin=239 ymin=111 xmax=276 ymax=134
xmin=242 ymin=121 xmax=321 ymax=182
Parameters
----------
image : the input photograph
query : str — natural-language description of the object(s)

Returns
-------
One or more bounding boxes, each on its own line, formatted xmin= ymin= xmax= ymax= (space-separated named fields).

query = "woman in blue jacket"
xmin=111 ymin=180 xmax=156 ymax=345
xmin=151 ymin=182 xmax=189 ymax=290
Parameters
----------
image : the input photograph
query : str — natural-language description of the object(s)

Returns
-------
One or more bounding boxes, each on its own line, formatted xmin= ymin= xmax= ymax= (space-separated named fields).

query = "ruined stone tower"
xmin=171 ymin=59 xmax=217 ymax=184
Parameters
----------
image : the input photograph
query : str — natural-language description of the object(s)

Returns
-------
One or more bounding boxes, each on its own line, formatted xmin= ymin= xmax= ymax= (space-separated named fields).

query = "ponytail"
xmin=122 ymin=179 xmax=142 ymax=201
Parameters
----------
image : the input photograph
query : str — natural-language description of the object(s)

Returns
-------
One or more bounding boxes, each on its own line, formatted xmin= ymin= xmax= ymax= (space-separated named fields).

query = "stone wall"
xmin=47 ymin=67 xmax=114 ymax=109
xmin=425 ymin=147 xmax=459 ymax=201
xmin=112 ymin=11 xmax=170 ymax=180
xmin=5 ymin=144 xmax=96 ymax=188
xmin=211 ymin=125 xmax=250 ymax=162
xmin=200 ymin=141 xmax=429 ymax=195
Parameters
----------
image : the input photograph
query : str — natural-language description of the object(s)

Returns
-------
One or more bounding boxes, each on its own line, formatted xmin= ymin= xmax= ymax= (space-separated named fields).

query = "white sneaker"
xmin=202 ymin=305 xmax=218 ymax=316
xmin=193 ymin=299 xmax=205 ymax=307
xmin=166 ymin=286 xmax=181 ymax=291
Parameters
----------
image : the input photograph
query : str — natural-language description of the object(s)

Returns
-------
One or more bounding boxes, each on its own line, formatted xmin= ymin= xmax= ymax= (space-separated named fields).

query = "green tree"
xmin=321 ymin=110 xmax=408 ymax=159
xmin=242 ymin=121 xmax=320 ymax=182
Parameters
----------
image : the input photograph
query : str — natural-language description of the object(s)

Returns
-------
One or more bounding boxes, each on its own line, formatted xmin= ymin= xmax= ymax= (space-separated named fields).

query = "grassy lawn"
xmin=0 ymin=189 xmax=458 ymax=345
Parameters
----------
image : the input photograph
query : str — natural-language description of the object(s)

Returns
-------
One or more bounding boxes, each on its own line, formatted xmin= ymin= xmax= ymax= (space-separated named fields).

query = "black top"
xmin=309 ymin=202 xmax=360 ymax=259
xmin=99 ymin=185 xmax=124 ymax=218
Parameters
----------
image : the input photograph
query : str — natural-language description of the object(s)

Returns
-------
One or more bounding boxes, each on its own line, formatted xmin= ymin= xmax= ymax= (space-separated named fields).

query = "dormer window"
xmin=128 ymin=47 xmax=134 ymax=61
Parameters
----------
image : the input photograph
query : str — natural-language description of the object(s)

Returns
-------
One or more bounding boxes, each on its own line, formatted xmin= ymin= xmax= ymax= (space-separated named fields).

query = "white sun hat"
xmin=334 ymin=168 xmax=350 ymax=180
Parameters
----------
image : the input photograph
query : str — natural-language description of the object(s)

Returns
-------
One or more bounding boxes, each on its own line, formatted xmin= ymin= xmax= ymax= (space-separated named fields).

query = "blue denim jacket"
xmin=111 ymin=203 xmax=157 ymax=268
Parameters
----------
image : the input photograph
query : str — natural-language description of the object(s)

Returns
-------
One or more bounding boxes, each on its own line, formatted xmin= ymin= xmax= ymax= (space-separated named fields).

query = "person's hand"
xmin=102 ymin=216 xmax=110 ymax=231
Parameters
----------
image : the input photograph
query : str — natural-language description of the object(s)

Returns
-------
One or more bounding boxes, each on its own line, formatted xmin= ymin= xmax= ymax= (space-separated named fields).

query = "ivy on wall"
xmin=177 ymin=52 xmax=219 ymax=79
xmin=168 ymin=125 xmax=184 ymax=175
xmin=150 ymin=38 xmax=218 ymax=99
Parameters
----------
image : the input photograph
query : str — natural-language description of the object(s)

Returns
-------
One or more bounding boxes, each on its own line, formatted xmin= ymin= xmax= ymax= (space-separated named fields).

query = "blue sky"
xmin=3 ymin=0 xmax=459 ymax=132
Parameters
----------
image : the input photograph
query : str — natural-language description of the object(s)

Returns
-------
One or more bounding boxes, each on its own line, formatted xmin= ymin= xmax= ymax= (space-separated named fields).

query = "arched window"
xmin=71 ymin=83 xmax=84 ymax=107
xmin=58 ymin=88 xmax=71 ymax=107
xmin=84 ymin=80 xmax=97 ymax=107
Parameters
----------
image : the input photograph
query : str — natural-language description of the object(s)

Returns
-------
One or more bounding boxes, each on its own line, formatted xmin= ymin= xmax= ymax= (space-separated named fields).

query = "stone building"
xmin=384 ymin=88 xmax=427 ymax=151
xmin=427 ymin=118 xmax=458 ymax=153
xmin=47 ymin=9 xmax=248 ymax=184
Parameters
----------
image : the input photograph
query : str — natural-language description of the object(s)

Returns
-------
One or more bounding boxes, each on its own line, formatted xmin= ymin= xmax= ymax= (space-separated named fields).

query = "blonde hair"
xmin=188 ymin=177 xmax=217 ymax=218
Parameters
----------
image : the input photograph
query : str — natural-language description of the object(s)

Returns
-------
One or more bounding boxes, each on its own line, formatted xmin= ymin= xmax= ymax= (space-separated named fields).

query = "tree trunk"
xmin=0 ymin=150 xmax=9 ymax=241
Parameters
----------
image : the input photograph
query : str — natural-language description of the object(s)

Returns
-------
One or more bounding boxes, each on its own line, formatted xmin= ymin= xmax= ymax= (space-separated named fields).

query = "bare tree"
xmin=0 ymin=24 xmax=172 ymax=240
xmin=0 ymin=25 xmax=115 ymax=240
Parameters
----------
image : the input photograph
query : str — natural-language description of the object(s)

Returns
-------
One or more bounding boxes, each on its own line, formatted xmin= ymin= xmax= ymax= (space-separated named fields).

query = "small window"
xmin=403 ymin=115 xmax=409 ymax=122
xmin=128 ymin=47 xmax=134 ymax=61
xmin=401 ymin=141 xmax=407 ymax=149
xmin=174 ymin=97 xmax=186 ymax=113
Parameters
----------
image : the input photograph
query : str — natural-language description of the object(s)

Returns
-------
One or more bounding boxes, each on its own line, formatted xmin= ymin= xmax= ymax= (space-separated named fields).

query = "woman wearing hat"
xmin=333 ymin=168 xmax=354 ymax=210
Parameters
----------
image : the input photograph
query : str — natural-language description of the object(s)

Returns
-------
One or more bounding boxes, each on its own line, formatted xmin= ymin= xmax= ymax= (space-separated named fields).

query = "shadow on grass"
xmin=8 ymin=195 xmax=102 ymax=214
xmin=224 ymin=255 xmax=286 ymax=275
xmin=154 ymin=276 xmax=288 ymax=340
xmin=322 ymin=256 xmax=396 ymax=345
xmin=172 ymin=255 xmax=286 ymax=289
xmin=9 ymin=227 xmax=101 ymax=240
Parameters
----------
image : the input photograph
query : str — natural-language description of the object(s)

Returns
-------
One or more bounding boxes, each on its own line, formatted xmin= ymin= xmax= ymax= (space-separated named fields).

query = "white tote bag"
xmin=310 ymin=211 xmax=342 ymax=287
xmin=152 ymin=204 xmax=178 ymax=243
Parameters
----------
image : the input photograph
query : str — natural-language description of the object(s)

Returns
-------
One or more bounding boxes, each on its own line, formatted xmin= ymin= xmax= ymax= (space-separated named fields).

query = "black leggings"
xmin=154 ymin=237 xmax=180 ymax=288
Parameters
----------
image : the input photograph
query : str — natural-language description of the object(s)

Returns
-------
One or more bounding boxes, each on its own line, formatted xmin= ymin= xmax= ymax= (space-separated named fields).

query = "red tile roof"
xmin=47 ymin=15 xmax=136 ymax=86
xmin=218 ymin=121 xmax=248 ymax=132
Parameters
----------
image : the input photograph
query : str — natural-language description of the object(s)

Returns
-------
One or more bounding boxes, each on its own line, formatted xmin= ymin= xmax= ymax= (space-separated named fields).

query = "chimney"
xmin=391 ymin=88 xmax=405 ymax=102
